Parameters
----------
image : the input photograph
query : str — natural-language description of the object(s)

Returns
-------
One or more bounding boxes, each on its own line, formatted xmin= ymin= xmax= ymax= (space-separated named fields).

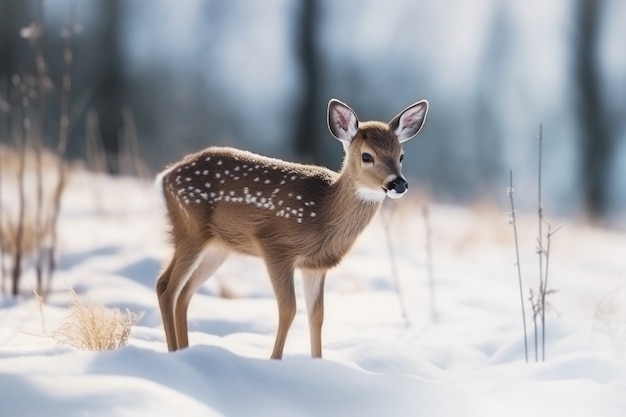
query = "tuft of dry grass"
xmin=54 ymin=287 xmax=143 ymax=351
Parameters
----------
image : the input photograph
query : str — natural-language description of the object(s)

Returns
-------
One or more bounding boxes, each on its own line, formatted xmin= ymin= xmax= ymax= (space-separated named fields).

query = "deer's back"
xmin=159 ymin=146 xmax=340 ymax=258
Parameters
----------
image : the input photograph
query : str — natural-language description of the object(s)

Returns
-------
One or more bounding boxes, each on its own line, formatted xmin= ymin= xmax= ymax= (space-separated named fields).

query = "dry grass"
xmin=53 ymin=287 xmax=143 ymax=351
xmin=0 ymin=214 xmax=51 ymax=257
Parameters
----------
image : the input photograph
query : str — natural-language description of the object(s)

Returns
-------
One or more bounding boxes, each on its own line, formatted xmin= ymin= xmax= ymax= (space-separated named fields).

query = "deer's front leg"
xmin=266 ymin=259 xmax=297 ymax=360
xmin=302 ymin=269 xmax=326 ymax=358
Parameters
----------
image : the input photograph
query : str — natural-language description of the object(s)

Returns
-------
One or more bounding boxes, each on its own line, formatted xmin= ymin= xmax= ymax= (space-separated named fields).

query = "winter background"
xmin=1 ymin=0 xmax=626 ymax=416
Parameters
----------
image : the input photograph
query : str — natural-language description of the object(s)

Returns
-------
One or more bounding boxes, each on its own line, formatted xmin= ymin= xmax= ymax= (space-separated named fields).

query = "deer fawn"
xmin=156 ymin=98 xmax=428 ymax=359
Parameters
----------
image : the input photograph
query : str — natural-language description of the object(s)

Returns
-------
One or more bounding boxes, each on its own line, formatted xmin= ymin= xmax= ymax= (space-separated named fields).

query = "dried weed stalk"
xmin=380 ymin=202 xmax=410 ymax=327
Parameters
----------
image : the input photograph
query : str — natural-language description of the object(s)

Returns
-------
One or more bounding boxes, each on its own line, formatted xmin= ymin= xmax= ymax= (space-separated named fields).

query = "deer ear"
xmin=328 ymin=99 xmax=359 ymax=147
xmin=389 ymin=100 xmax=428 ymax=143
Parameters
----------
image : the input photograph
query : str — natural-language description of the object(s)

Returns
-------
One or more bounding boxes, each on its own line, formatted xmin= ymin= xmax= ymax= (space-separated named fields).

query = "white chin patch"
xmin=385 ymin=189 xmax=407 ymax=199
xmin=356 ymin=187 xmax=386 ymax=202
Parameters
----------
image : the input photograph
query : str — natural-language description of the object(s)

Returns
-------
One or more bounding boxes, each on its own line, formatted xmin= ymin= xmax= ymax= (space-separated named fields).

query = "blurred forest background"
xmin=1 ymin=0 xmax=625 ymax=225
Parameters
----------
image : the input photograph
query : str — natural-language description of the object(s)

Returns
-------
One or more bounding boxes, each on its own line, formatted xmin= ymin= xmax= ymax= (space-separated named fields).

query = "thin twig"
xmin=540 ymin=221 xmax=563 ymax=361
xmin=0 ymin=145 xmax=4 ymax=295
xmin=11 ymin=76 xmax=29 ymax=297
xmin=529 ymin=288 xmax=539 ymax=362
xmin=0 ymin=86 xmax=8 ymax=293
xmin=422 ymin=204 xmax=437 ymax=323
xmin=508 ymin=169 xmax=528 ymax=363
xmin=537 ymin=124 xmax=544 ymax=362
xmin=23 ymin=1 xmax=50 ymax=294
xmin=48 ymin=3 xmax=77 ymax=287
xmin=380 ymin=204 xmax=410 ymax=328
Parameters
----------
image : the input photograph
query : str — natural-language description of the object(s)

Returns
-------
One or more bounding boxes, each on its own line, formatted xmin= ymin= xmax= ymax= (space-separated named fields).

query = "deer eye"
xmin=400 ymin=154 xmax=405 ymax=163
xmin=361 ymin=153 xmax=374 ymax=163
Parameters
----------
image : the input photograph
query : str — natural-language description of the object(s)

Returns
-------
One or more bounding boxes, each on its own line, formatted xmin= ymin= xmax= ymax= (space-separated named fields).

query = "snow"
xmin=1 ymin=171 xmax=625 ymax=416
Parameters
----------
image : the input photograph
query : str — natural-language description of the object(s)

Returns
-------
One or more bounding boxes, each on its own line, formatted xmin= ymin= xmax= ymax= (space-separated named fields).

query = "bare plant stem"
xmin=508 ymin=169 xmax=528 ymax=363
xmin=30 ymin=0 xmax=49 ymax=294
xmin=0 ymin=144 xmax=4 ymax=295
xmin=0 ymin=87 xmax=8 ymax=294
xmin=380 ymin=204 xmax=410 ymax=328
xmin=11 ymin=76 xmax=29 ymax=297
xmin=529 ymin=288 xmax=539 ymax=362
xmin=422 ymin=204 xmax=437 ymax=323
xmin=48 ymin=4 xmax=77 ymax=287
xmin=536 ymin=124 xmax=545 ymax=362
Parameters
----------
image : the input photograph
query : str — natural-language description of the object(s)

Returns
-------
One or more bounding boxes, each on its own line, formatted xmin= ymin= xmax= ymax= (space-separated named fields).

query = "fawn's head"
xmin=328 ymin=99 xmax=429 ymax=201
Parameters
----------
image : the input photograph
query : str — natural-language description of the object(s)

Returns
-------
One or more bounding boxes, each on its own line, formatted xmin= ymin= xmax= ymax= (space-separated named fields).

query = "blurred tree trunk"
xmin=0 ymin=0 xmax=23 ymax=102
xmin=474 ymin=2 xmax=508 ymax=193
xmin=294 ymin=0 xmax=321 ymax=163
xmin=575 ymin=0 xmax=612 ymax=218
xmin=93 ymin=0 xmax=124 ymax=173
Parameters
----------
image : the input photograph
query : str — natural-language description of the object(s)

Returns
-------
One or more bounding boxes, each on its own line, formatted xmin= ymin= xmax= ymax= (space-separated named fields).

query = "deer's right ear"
xmin=328 ymin=99 xmax=359 ymax=147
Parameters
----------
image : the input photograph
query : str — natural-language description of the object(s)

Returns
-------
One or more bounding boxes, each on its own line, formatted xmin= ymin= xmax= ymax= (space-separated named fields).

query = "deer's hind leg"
xmin=174 ymin=243 xmax=229 ymax=349
xmin=157 ymin=241 xmax=215 ymax=352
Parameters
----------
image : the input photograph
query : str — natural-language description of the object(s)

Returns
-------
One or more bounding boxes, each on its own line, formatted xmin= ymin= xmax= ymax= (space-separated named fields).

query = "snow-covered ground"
xmin=1 ymin=171 xmax=625 ymax=417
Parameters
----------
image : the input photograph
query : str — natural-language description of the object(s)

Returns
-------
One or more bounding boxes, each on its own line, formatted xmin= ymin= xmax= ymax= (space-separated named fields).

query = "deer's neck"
xmin=300 ymin=169 xmax=382 ymax=269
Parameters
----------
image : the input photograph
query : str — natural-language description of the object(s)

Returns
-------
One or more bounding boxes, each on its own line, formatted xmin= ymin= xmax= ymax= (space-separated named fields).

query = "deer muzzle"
xmin=385 ymin=177 xmax=408 ymax=199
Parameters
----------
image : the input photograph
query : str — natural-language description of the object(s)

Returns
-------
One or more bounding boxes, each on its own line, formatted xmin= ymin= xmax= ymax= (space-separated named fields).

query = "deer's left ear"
xmin=389 ymin=100 xmax=428 ymax=143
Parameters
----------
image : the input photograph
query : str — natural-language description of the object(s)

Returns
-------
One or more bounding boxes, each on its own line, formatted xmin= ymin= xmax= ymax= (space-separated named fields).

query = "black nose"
xmin=387 ymin=177 xmax=408 ymax=194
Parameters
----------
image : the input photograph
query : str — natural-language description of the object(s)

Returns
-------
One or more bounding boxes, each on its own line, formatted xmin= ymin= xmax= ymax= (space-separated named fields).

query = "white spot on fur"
xmin=296 ymin=195 xmax=302 ymax=200
xmin=217 ymin=160 xmax=223 ymax=165
xmin=264 ymin=179 xmax=270 ymax=184
xmin=205 ymin=182 xmax=211 ymax=188
xmin=185 ymin=177 xmax=191 ymax=182
xmin=203 ymin=170 xmax=209 ymax=175
xmin=310 ymin=212 xmax=316 ymax=217
xmin=215 ymin=173 xmax=221 ymax=178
